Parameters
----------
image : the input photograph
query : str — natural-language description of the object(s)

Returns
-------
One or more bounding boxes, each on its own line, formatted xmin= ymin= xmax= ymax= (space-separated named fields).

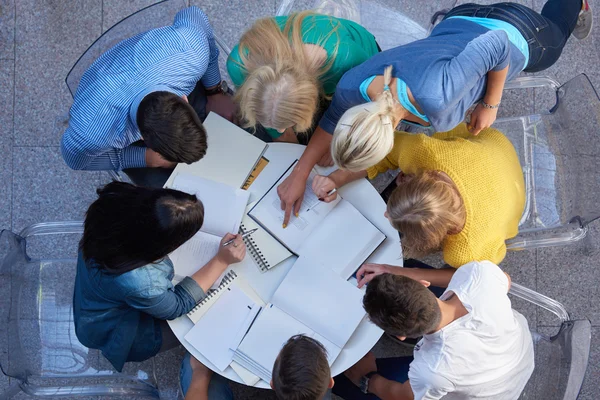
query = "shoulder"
xmin=115 ymin=260 xmax=173 ymax=296
xmin=173 ymin=6 xmax=210 ymax=29
xmin=448 ymin=261 xmax=509 ymax=299
xmin=409 ymin=348 xmax=455 ymax=395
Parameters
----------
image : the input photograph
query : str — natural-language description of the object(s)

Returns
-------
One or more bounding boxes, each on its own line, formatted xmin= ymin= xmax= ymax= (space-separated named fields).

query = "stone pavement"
xmin=0 ymin=0 xmax=599 ymax=398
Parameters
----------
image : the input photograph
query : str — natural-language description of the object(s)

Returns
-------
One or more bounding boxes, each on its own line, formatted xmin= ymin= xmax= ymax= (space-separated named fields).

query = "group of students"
xmin=63 ymin=0 xmax=592 ymax=399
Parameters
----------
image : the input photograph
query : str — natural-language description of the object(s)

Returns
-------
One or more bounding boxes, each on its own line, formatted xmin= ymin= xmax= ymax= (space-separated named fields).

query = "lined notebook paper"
xmin=165 ymin=112 xmax=268 ymax=189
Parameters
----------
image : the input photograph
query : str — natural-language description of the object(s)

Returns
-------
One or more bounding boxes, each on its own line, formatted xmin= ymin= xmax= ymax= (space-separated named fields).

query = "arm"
xmin=468 ymin=65 xmax=509 ymax=135
xmin=370 ymin=376 xmax=414 ymax=400
xmin=356 ymin=263 xmax=456 ymax=288
xmin=61 ymin=126 xmax=147 ymax=171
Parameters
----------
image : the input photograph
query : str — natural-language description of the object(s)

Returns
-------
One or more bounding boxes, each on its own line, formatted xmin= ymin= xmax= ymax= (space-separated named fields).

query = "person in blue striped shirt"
xmin=61 ymin=6 xmax=236 ymax=187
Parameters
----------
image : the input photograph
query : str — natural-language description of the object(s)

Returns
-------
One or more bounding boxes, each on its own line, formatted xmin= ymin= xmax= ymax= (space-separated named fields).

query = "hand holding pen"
xmin=311 ymin=175 xmax=339 ymax=203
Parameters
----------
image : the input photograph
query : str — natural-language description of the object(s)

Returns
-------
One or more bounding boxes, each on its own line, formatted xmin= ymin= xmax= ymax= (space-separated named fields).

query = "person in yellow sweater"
xmin=312 ymin=124 xmax=525 ymax=268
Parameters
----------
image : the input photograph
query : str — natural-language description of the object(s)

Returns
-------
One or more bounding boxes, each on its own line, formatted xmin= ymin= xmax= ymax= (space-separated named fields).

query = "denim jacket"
xmin=73 ymin=251 xmax=205 ymax=371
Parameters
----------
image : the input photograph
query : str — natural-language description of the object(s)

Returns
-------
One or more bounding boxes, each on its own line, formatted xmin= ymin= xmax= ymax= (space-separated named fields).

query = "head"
xmin=331 ymin=66 xmax=396 ymax=171
xmin=363 ymin=274 xmax=442 ymax=339
xmin=234 ymin=12 xmax=339 ymax=134
xmin=137 ymin=91 xmax=207 ymax=164
xmin=386 ymin=171 xmax=465 ymax=259
xmin=80 ymin=181 xmax=204 ymax=274
xmin=271 ymin=335 xmax=333 ymax=400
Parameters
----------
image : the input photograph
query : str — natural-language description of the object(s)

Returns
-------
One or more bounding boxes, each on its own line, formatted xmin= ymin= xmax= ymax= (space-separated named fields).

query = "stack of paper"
xmin=233 ymin=256 xmax=366 ymax=383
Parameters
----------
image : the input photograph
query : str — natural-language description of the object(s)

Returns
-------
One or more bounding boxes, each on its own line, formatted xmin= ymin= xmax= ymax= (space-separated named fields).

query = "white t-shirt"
xmin=408 ymin=261 xmax=534 ymax=400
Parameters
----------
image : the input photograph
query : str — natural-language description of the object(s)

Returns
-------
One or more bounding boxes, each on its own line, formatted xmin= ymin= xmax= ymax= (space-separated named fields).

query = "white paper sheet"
xmin=169 ymin=231 xmax=221 ymax=278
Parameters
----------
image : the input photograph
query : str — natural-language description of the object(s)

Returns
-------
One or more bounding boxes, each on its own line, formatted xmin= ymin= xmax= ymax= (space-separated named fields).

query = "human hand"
xmin=206 ymin=93 xmax=237 ymax=123
xmin=344 ymin=352 xmax=377 ymax=387
xmin=216 ymin=233 xmax=246 ymax=264
xmin=467 ymin=102 xmax=498 ymax=136
xmin=277 ymin=170 xmax=307 ymax=227
xmin=145 ymin=148 xmax=176 ymax=168
xmin=317 ymin=149 xmax=334 ymax=167
xmin=356 ymin=263 xmax=391 ymax=288
xmin=311 ymin=175 xmax=338 ymax=203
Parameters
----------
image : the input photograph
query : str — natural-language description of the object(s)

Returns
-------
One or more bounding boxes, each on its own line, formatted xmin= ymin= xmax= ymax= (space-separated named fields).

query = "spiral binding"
xmin=239 ymin=223 xmax=271 ymax=273
xmin=188 ymin=270 xmax=237 ymax=314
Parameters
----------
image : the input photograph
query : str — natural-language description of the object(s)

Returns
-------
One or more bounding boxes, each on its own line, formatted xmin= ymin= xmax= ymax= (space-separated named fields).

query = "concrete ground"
xmin=0 ymin=0 xmax=599 ymax=398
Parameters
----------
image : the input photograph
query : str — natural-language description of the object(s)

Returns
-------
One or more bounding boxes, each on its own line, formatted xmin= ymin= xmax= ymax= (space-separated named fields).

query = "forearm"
xmin=387 ymin=266 xmax=456 ymax=288
xmin=483 ymin=65 xmax=509 ymax=105
xmin=296 ymin=126 xmax=332 ymax=178
xmin=369 ymin=375 xmax=413 ymax=400
xmin=329 ymin=169 xmax=367 ymax=188
xmin=184 ymin=377 xmax=210 ymax=400
xmin=191 ymin=257 xmax=229 ymax=293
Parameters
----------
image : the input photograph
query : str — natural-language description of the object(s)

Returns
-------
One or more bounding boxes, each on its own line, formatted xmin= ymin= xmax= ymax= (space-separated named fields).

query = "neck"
xmin=433 ymin=295 xmax=468 ymax=331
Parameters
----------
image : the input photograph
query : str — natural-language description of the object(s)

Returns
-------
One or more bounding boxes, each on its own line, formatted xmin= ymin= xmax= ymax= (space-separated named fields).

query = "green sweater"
xmin=227 ymin=14 xmax=378 ymax=96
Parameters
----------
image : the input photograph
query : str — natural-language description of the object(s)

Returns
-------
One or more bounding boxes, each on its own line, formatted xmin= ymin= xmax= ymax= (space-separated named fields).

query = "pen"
xmin=306 ymin=188 xmax=337 ymax=212
xmin=222 ymin=228 xmax=258 ymax=247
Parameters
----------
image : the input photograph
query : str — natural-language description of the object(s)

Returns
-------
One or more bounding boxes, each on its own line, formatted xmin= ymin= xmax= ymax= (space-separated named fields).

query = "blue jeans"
xmin=180 ymin=353 xmax=234 ymax=400
xmin=444 ymin=0 xmax=582 ymax=72
xmin=332 ymin=356 xmax=414 ymax=399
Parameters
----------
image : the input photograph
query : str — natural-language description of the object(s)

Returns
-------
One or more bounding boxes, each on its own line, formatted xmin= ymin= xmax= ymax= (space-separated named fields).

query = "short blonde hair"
xmin=234 ymin=12 xmax=339 ymax=133
xmin=387 ymin=171 xmax=465 ymax=259
xmin=331 ymin=66 xmax=396 ymax=171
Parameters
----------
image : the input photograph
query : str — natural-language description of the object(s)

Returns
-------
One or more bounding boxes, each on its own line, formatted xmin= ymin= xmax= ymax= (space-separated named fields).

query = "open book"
xmin=233 ymin=256 xmax=366 ymax=383
xmin=165 ymin=112 xmax=268 ymax=189
xmin=248 ymin=161 xmax=386 ymax=279
xmin=168 ymin=173 xmax=250 ymax=279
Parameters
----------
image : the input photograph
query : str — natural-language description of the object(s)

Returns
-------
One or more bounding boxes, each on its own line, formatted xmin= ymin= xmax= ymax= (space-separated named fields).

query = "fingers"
xmin=221 ymin=233 xmax=236 ymax=243
xmin=321 ymin=192 xmax=338 ymax=203
xmin=283 ymin=203 xmax=293 ymax=228
xmin=293 ymin=196 xmax=302 ymax=219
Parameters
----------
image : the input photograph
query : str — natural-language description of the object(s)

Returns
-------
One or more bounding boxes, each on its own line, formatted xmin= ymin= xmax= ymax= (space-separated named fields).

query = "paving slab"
xmin=102 ymin=0 xmax=163 ymax=32
xmin=0 ymin=61 xmax=13 ymax=231
xmin=503 ymin=249 xmax=540 ymax=330
xmin=0 ymin=0 xmax=14 ymax=59
xmin=13 ymin=0 xmax=101 ymax=147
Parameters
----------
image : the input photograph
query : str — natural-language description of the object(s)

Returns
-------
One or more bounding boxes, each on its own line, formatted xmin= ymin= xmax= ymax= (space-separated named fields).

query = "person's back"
xmin=409 ymin=261 xmax=534 ymax=398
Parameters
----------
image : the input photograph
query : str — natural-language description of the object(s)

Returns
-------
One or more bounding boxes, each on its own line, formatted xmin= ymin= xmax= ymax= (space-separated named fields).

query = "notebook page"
xmin=248 ymin=162 xmax=341 ymax=252
xmin=235 ymin=304 xmax=340 ymax=381
xmin=240 ymin=210 xmax=292 ymax=272
xmin=184 ymin=285 xmax=260 ymax=372
xmin=170 ymin=231 xmax=221 ymax=279
xmin=271 ymin=256 xmax=365 ymax=348
xmin=165 ymin=112 xmax=267 ymax=189
xmin=300 ymin=200 xmax=386 ymax=279
xmin=171 ymin=173 xmax=250 ymax=237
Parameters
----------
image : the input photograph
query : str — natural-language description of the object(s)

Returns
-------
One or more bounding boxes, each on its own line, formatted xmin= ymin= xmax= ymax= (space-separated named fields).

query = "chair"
xmin=0 ymin=222 xmax=590 ymax=399
xmin=277 ymin=0 xmax=600 ymax=252
xmin=0 ymin=224 xmax=179 ymax=399
xmin=64 ymin=0 xmax=232 ymax=183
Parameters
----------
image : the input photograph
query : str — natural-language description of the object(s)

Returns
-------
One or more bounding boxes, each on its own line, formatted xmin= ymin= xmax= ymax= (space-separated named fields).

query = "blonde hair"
xmin=234 ymin=12 xmax=339 ymax=133
xmin=331 ymin=66 xmax=396 ymax=171
xmin=387 ymin=171 xmax=466 ymax=259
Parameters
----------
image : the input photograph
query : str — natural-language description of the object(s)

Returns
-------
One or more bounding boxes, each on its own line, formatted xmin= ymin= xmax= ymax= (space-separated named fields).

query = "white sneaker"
xmin=573 ymin=0 xmax=593 ymax=40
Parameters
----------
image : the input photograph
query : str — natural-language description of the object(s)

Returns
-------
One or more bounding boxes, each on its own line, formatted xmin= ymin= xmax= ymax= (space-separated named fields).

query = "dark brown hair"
xmin=80 ymin=182 xmax=204 ymax=274
xmin=137 ymin=91 xmax=207 ymax=164
xmin=272 ymin=335 xmax=330 ymax=400
xmin=363 ymin=274 xmax=441 ymax=338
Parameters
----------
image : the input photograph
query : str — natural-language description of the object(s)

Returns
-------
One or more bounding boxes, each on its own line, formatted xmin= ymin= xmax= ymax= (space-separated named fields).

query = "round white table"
xmin=169 ymin=142 xmax=402 ymax=388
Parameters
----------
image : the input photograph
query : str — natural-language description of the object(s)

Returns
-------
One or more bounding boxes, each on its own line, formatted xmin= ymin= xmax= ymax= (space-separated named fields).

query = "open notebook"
xmin=168 ymin=173 xmax=249 ymax=279
xmin=165 ymin=112 xmax=268 ymax=189
xmin=248 ymin=161 xmax=386 ymax=279
xmin=233 ymin=256 xmax=366 ymax=383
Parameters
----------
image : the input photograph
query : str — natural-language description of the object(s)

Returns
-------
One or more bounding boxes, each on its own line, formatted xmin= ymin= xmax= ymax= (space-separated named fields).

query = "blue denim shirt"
xmin=73 ymin=251 xmax=205 ymax=371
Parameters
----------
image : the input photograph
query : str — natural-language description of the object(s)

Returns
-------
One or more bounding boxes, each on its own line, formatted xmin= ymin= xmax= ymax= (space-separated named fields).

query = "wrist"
xmin=367 ymin=373 xmax=386 ymax=395
xmin=292 ymin=162 xmax=312 ymax=179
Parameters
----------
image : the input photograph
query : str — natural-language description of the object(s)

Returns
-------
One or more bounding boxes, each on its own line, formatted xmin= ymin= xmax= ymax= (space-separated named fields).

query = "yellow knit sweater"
xmin=367 ymin=124 xmax=525 ymax=268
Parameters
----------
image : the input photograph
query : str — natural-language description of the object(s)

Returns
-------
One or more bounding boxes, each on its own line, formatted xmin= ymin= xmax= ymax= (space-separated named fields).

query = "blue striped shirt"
xmin=61 ymin=6 xmax=221 ymax=171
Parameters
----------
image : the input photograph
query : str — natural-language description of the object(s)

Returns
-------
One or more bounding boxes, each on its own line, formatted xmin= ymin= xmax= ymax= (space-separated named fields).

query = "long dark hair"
xmin=80 ymin=181 xmax=204 ymax=274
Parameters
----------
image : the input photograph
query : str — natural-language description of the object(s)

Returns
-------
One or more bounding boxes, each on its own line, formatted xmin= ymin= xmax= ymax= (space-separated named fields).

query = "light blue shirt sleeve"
xmin=173 ymin=6 xmax=221 ymax=88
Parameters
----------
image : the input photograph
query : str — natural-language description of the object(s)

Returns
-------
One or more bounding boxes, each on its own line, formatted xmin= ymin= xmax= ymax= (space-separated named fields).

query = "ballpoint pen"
xmin=222 ymin=228 xmax=258 ymax=247
xmin=306 ymin=188 xmax=337 ymax=212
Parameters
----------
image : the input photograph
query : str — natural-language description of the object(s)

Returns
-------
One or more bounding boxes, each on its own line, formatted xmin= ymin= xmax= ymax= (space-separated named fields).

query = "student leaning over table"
xmin=61 ymin=6 xmax=236 ymax=188
xmin=72 ymin=182 xmax=246 ymax=372
xmin=277 ymin=0 xmax=592 ymax=226
xmin=227 ymin=11 xmax=379 ymax=146
xmin=179 ymin=334 xmax=335 ymax=400
xmin=333 ymin=261 xmax=534 ymax=399
xmin=312 ymin=124 xmax=525 ymax=268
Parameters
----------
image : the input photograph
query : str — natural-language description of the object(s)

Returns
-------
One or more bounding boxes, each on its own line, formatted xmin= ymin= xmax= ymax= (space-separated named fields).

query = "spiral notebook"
xmin=239 ymin=206 xmax=293 ymax=273
xmin=187 ymin=270 xmax=264 ymax=324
